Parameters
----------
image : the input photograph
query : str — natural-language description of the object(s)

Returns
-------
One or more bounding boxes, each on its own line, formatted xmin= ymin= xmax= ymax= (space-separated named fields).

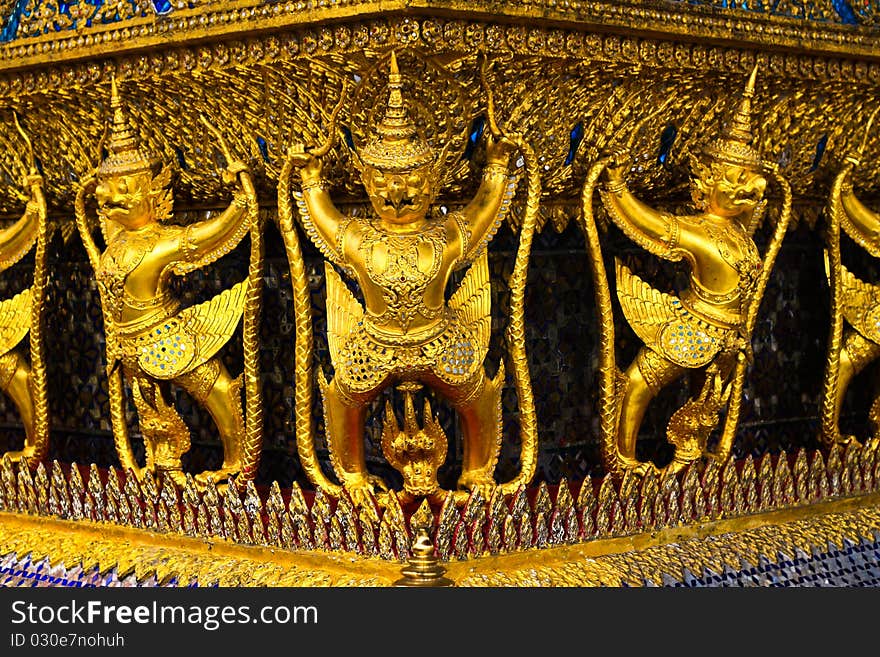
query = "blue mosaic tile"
xmin=658 ymin=534 xmax=880 ymax=587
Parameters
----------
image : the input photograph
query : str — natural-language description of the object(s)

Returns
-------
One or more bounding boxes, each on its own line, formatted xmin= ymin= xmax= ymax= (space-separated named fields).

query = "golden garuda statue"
xmin=74 ymin=78 xmax=264 ymax=487
xmin=278 ymin=52 xmax=539 ymax=506
xmin=0 ymin=115 xmax=50 ymax=468
xmin=582 ymin=67 xmax=792 ymax=477
xmin=821 ymin=109 xmax=880 ymax=447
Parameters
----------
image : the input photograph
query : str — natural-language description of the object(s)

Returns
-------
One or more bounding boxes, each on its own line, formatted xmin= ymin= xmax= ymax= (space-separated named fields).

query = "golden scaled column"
xmin=821 ymin=109 xmax=880 ymax=448
xmin=582 ymin=66 xmax=792 ymax=478
xmin=73 ymin=78 xmax=263 ymax=488
xmin=0 ymin=115 xmax=50 ymax=467
xmin=278 ymin=52 xmax=539 ymax=506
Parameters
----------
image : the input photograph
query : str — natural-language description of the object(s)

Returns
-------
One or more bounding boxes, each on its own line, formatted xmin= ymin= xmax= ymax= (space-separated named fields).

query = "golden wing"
xmin=137 ymin=282 xmax=246 ymax=380
xmin=840 ymin=264 xmax=880 ymax=343
xmin=616 ymin=259 xmax=724 ymax=368
xmin=0 ymin=287 xmax=31 ymax=356
xmin=615 ymin=259 xmax=679 ymax=349
xmin=324 ymin=262 xmax=364 ymax=367
xmin=448 ymin=251 xmax=492 ymax=361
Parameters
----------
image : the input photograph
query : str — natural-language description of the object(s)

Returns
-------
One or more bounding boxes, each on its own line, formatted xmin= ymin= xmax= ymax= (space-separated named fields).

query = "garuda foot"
xmin=195 ymin=463 xmax=241 ymax=488
xmin=457 ymin=470 xmax=497 ymax=500
xmin=344 ymin=474 xmax=388 ymax=508
xmin=3 ymin=446 xmax=35 ymax=465
xmin=619 ymin=454 xmax=661 ymax=477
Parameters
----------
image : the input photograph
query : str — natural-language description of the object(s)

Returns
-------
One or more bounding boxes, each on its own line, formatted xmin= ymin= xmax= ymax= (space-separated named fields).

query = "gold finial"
xmin=360 ymin=51 xmax=434 ymax=171
xmin=701 ymin=64 xmax=761 ymax=169
xmin=393 ymin=525 xmax=453 ymax=587
xmin=98 ymin=76 xmax=158 ymax=177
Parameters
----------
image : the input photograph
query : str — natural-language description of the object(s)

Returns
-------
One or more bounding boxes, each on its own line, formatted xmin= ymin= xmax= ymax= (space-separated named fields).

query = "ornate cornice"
xmin=2 ymin=0 xmax=880 ymax=73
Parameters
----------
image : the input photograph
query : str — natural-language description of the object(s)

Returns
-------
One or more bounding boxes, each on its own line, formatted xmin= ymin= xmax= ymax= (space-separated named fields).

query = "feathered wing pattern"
xmin=840 ymin=264 xmax=880 ymax=343
xmin=0 ymin=287 xmax=31 ymax=355
xmin=180 ymin=281 xmax=247 ymax=367
xmin=324 ymin=262 xmax=364 ymax=367
xmin=448 ymin=251 xmax=492 ymax=363
xmin=151 ymin=165 xmax=174 ymax=223
xmin=615 ymin=258 xmax=679 ymax=349
xmin=139 ymin=281 xmax=246 ymax=380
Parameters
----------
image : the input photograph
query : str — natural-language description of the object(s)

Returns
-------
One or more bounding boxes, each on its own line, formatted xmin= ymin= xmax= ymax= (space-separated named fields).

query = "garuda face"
xmin=362 ymin=163 xmax=438 ymax=227
xmin=96 ymin=171 xmax=154 ymax=230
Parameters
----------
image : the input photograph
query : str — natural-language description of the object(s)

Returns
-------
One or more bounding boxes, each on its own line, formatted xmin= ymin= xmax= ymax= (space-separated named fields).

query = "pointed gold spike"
xmin=575 ymin=478 xmax=597 ymax=518
xmin=435 ymin=491 xmax=457 ymax=562
xmin=844 ymin=441 xmax=863 ymax=494
xmin=378 ymin=515 xmax=394 ymax=560
xmin=501 ymin=513 xmax=516 ymax=553
xmin=17 ymin=458 xmax=36 ymax=514
xmin=411 ymin=498 xmax=434 ymax=533
xmin=183 ymin=473 xmax=200 ymax=508
xmin=288 ymin=481 xmax=308 ymax=516
xmin=155 ymin=499 xmax=170 ymax=533
xmin=534 ymin=481 xmax=551 ymax=517
xmin=549 ymin=509 xmax=566 ymax=545
xmin=740 ymin=455 xmax=758 ymax=513
xmin=772 ymin=453 xmax=793 ymax=507
xmin=794 ymin=450 xmax=809 ymax=503
xmin=827 ymin=443 xmax=843 ymax=496
xmin=510 ymin=485 xmax=528 ymax=521
xmin=757 ymin=455 xmax=774 ymax=511
xmin=279 ymin=508 xmax=295 ymax=550
xmin=359 ymin=508 xmax=378 ymax=556
xmin=518 ymin=514 xmax=533 ymax=550
xmin=34 ymin=462 xmax=49 ymax=515
xmin=329 ymin=515 xmax=345 ymax=551
xmin=87 ymin=464 xmax=104 ymax=520
xmin=124 ymin=470 xmax=143 ymax=528
xmin=535 ymin=512 xmax=549 ymax=548
xmin=596 ymin=477 xmax=616 ymax=536
xmin=702 ymin=459 xmax=721 ymax=517
xmin=267 ymin=481 xmax=284 ymax=515
xmin=469 ymin=515 xmax=487 ymax=556
xmin=50 ymin=461 xmax=69 ymax=518
xmin=183 ymin=502 xmax=197 ymax=537
xmin=860 ymin=440 xmax=878 ymax=492
xmin=554 ymin=478 xmax=574 ymax=515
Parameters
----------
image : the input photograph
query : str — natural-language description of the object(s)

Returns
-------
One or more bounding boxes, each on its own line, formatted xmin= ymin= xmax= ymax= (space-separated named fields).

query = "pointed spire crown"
xmin=98 ymin=77 xmax=159 ymax=177
xmin=360 ymin=52 xmax=435 ymax=171
xmin=701 ymin=65 xmax=761 ymax=169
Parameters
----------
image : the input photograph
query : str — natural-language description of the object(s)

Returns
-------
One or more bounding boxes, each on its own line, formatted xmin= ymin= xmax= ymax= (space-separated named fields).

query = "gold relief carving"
xmin=822 ymin=110 xmax=880 ymax=449
xmin=278 ymin=51 xmax=537 ymax=507
xmin=73 ymin=78 xmax=263 ymax=488
xmin=0 ymin=114 xmax=50 ymax=469
xmin=583 ymin=66 xmax=793 ymax=478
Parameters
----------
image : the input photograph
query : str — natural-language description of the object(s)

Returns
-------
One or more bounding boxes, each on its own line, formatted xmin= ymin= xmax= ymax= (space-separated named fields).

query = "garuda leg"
xmin=176 ymin=357 xmax=245 ymax=485
xmin=320 ymin=374 xmax=387 ymax=505
xmin=0 ymin=349 xmax=36 ymax=463
xmin=429 ymin=366 xmax=505 ymax=496
xmin=830 ymin=329 xmax=880 ymax=444
xmin=617 ymin=346 xmax=687 ymax=473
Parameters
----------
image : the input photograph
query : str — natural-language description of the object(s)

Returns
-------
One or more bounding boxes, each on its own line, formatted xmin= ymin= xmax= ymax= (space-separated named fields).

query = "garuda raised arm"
xmin=583 ymin=66 xmax=791 ymax=477
xmin=74 ymin=79 xmax=261 ymax=487
xmin=279 ymin=52 xmax=538 ymax=506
